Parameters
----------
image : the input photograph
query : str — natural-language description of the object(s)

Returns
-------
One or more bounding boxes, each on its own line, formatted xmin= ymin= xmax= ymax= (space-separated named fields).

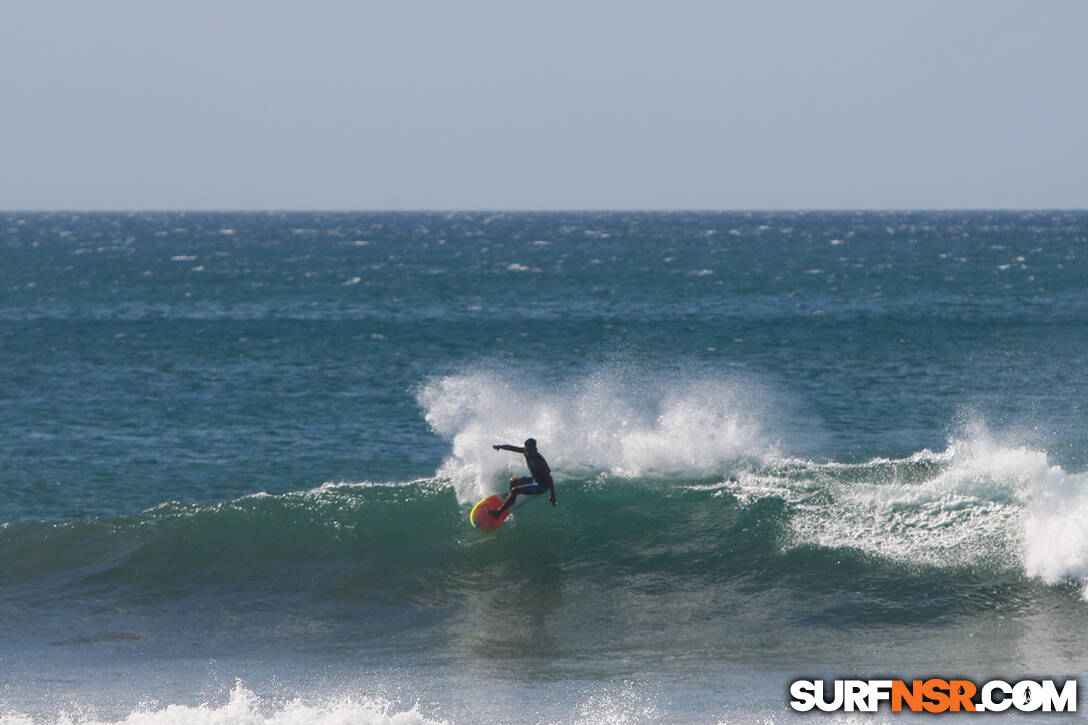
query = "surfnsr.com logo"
xmin=790 ymin=678 xmax=1077 ymax=713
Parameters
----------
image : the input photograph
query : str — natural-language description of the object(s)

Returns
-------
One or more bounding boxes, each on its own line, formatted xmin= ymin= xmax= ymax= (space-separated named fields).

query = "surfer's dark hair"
xmin=524 ymin=438 xmax=537 ymax=450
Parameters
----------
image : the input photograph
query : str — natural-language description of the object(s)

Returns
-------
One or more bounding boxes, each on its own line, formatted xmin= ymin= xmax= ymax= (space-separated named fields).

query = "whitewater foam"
xmin=721 ymin=421 xmax=1088 ymax=597
xmin=0 ymin=682 xmax=446 ymax=725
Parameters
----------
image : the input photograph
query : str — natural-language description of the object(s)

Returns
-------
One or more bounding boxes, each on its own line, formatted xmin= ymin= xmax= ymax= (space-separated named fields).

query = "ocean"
xmin=1 ymin=211 xmax=1086 ymax=723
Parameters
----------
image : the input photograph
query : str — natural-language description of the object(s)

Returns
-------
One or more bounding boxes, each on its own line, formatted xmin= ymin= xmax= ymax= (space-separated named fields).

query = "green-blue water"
xmin=2 ymin=211 xmax=1087 ymax=722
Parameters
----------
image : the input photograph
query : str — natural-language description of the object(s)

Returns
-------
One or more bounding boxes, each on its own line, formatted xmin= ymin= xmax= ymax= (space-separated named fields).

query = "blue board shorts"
xmin=512 ymin=476 xmax=549 ymax=495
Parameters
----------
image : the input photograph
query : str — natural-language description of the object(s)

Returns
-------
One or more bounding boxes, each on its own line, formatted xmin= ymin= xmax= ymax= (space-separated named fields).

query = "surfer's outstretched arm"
xmin=492 ymin=444 xmax=525 ymax=453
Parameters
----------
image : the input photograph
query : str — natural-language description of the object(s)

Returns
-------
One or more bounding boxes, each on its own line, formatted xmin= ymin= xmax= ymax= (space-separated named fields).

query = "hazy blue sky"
xmin=2 ymin=1 xmax=1085 ymax=210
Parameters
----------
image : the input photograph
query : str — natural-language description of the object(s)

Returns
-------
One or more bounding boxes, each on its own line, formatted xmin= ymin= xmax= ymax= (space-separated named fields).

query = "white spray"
xmin=417 ymin=364 xmax=781 ymax=502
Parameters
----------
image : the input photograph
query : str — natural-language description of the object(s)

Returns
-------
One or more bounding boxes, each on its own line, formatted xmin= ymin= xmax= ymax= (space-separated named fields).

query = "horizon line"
xmin=2 ymin=207 xmax=1086 ymax=214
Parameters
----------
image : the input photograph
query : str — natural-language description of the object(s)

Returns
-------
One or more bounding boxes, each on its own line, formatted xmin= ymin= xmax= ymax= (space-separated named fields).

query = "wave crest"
xmin=417 ymin=365 xmax=780 ymax=501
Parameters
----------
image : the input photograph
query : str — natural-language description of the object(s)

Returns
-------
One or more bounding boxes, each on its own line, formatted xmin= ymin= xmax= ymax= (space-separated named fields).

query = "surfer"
xmin=490 ymin=437 xmax=556 ymax=516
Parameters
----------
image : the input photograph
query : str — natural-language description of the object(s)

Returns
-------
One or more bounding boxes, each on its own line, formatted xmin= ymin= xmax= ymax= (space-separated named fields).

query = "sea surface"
xmin=1 ymin=211 xmax=1086 ymax=723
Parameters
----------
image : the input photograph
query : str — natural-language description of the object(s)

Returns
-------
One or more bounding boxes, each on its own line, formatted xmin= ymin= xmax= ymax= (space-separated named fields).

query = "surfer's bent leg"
xmin=493 ymin=481 xmax=549 ymax=516
xmin=508 ymin=476 xmax=532 ymax=492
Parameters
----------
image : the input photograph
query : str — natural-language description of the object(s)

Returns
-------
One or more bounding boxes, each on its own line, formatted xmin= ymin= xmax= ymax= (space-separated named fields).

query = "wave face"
xmin=5 ymin=425 xmax=1086 ymax=668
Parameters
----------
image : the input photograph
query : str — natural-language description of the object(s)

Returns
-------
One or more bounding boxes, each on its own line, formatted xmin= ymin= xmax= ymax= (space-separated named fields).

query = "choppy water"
xmin=1 ymin=211 xmax=1087 ymax=722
